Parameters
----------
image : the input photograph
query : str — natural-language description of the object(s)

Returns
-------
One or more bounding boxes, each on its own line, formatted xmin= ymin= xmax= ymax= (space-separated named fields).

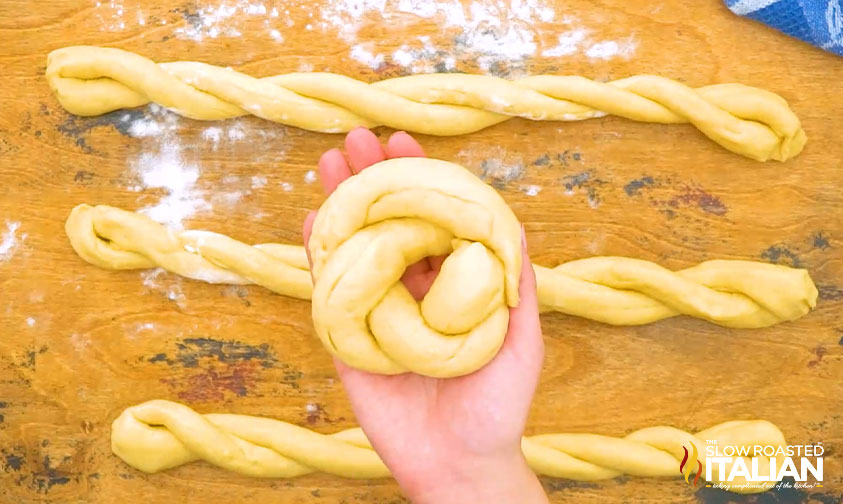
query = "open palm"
xmin=302 ymin=128 xmax=546 ymax=502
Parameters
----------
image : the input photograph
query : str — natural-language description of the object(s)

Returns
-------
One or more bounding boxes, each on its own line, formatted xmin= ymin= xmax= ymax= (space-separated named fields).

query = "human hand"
xmin=302 ymin=128 xmax=547 ymax=504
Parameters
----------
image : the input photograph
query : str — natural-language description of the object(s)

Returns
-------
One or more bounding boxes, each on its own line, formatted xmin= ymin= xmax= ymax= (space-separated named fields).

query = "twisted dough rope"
xmin=46 ymin=46 xmax=806 ymax=161
xmin=65 ymin=167 xmax=818 ymax=364
xmin=112 ymin=399 xmax=787 ymax=494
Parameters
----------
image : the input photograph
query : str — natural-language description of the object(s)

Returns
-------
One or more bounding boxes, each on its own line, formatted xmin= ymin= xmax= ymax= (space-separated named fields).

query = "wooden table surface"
xmin=2 ymin=1 xmax=842 ymax=502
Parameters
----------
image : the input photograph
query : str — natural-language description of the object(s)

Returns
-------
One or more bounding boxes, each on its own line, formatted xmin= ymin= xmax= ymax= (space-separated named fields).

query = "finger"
xmin=427 ymin=254 xmax=446 ymax=271
xmin=318 ymin=148 xmax=352 ymax=194
xmin=403 ymin=259 xmax=431 ymax=278
xmin=345 ymin=127 xmax=386 ymax=173
xmin=401 ymin=271 xmax=436 ymax=300
xmin=302 ymin=210 xmax=317 ymax=270
xmin=501 ymin=226 xmax=543 ymax=363
xmin=385 ymin=131 xmax=425 ymax=158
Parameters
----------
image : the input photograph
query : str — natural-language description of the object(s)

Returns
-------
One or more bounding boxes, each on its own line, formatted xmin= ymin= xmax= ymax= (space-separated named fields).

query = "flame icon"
xmin=680 ymin=442 xmax=703 ymax=487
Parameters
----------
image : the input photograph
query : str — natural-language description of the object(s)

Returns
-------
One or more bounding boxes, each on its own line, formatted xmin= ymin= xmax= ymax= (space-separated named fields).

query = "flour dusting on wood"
xmin=128 ymin=109 xmax=211 ymax=229
xmin=0 ymin=222 xmax=25 ymax=263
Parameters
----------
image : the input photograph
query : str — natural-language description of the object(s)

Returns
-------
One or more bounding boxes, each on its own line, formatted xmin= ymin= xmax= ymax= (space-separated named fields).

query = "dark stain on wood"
xmin=161 ymin=362 xmax=260 ymax=402
xmin=817 ymin=285 xmax=843 ymax=301
xmin=672 ymin=186 xmax=727 ymax=216
xmin=280 ymin=363 xmax=304 ymax=390
xmin=56 ymin=108 xmax=146 ymax=152
xmin=761 ymin=245 xmax=803 ymax=268
xmin=148 ymin=337 xmax=277 ymax=369
xmin=478 ymin=158 xmax=525 ymax=189
xmin=561 ymin=170 xmax=606 ymax=208
xmin=812 ymin=232 xmax=831 ymax=250
xmin=624 ymin=176 xmax=655 ymax=196
xmin=73 ymin=171 xmax=95 ymax=184
xmin=304 ymin=403 xmax=346 ymax=426
xmin=3 ymin=451 xmax=24 ymax=471
xmin=556 ymin=150 xmax=583 ymax=168
xmin=23 ymin=345 xmax=48 ymax=369
xmin=541 ymin=477 xmax=600 ymax=492
xmin=532 ymin=154 xmax=550 ymax=166
xmin=807 ymin=346 xmax=827 ymax=368
xmin=32 ymin=455 xmax=71 ymax=493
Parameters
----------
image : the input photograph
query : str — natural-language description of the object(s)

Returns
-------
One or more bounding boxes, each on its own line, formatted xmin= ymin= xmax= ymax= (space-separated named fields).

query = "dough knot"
xmin=307 ymin=158 xmax=522 ymax=377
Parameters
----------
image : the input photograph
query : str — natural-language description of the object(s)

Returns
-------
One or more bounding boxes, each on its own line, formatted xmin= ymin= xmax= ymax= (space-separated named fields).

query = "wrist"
xmin=396 ymin=451 xmax=547 ymax=504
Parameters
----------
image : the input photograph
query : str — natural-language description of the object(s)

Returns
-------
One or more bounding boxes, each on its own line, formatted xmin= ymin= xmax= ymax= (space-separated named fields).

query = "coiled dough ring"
xmin=46 ymin=46 xmax=806 ymax=161
xmin=112 ymin=399 xmax=787 ymax=494
xmin=307 ymin=158 xmax=522 ymax=377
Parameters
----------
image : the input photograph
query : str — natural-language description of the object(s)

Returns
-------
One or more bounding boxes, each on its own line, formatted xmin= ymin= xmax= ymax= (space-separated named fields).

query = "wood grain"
xmin=1 ymin=1 xmax=842 ymax=503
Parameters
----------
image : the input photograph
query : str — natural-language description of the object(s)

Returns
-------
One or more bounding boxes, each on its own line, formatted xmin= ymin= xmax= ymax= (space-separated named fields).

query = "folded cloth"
xmin=724 ymin=0 xmax=843 ymax=56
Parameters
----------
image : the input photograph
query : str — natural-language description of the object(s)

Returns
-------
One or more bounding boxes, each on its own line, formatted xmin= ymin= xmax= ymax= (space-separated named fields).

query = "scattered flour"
xmin=542 ymin=29 xmax=636 ymax=60
xmin=304 ymin=170 xmax=317 ymax=184
xmin=133 ymin=141 xmax=211 ymax=229
xmin=281 ymin=182 xmax=294 ymax=192
xmin=201 ymin=126 xmax=223 ymax=144
xmin=251 ymin=176 xmax=268 ymax=188
xmin=26 ymin=317 xmax=36 ymax=327
xmin=542 ymin=28 xmax=590 ymax=57
xmin=458 ymin=146 xmax=525 ymax=189
xmin=585 ymin=36 xmax=637 ymax=60
xmin=227 ymin=126 xmax=246 ymax=141
xmin=0 ymin=221 xmax=25 ymax=263
xmin=350 ymin=44 xmax=386 ymax=70
xmin=141 ymin=268 xmax=187 ymax=307
xmin=70 ymin=333 xmax=92 ymax=352
xmin=385 ymin=36 xmax=456 ymax=73
xmin=521 ymin=184 xmax=541 ymax=196
xmin=91 ymin=0 xmax=636 ymax=73
xmin=349 ymin=1 xmax=556 ymax=74
xmin=174 ymin=3 xmax=244 ymax=41
xmin=343 ymin=2 xmax=636 ymax=74
xmin=201 ymin=122 xmax=279 ymax=151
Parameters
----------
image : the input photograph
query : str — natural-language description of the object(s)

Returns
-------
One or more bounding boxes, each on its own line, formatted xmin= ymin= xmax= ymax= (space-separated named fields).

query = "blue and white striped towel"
xmin=724 ymin=0 xmax=843 ymax=56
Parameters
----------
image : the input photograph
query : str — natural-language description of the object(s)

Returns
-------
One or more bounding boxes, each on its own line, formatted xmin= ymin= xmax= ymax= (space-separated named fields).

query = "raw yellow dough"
xmin=64 ymin=162 xmax=818 ymax=346
xmin=65 ymin=159 xmax=818 ymax=374
xmin=112 ymin=399 xmax=787 ymax=494
xmin=306 ymin=158 xmax=521 ymax=376
xmin=46 ymin=46 xmax=806 ymax=161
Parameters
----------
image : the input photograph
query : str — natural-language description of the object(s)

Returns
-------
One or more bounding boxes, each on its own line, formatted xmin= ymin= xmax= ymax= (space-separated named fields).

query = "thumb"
xmin=501 ymin=226 xmax=543 ymax=363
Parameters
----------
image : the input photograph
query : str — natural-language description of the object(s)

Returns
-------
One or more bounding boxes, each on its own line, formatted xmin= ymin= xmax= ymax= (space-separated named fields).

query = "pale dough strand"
xmin=64 ymin=204 xmax=818 ymax=330
xmin=112 ymin=399 xmax=787 ymax=495
xmin=46 ymin=46 xmax=806 ymax=161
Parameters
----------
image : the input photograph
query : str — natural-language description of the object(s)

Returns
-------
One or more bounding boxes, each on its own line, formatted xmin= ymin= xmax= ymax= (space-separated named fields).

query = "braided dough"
xmin=63 ymin=162 xmax=818 ymax=335
xmin=46 ymin=46 xmax=806 ymax=161
xmin=112 ymin=399 xmax=786 ymax=494
xmin=64 ymin=164 xmax=819 ymax=362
